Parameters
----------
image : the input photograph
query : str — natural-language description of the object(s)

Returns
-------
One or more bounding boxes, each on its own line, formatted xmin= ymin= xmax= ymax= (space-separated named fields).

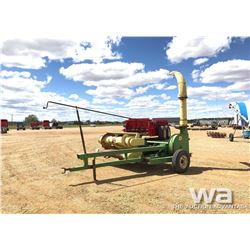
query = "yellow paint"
xmin=99 ymin=133 xmax=145 ymax=149
xmin=169 ymin=71 xmax=188 ymax=127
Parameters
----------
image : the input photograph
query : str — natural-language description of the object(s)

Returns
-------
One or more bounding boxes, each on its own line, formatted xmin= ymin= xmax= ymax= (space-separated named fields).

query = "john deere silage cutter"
xmin=43 ymin=71 xmax=191 ymax=181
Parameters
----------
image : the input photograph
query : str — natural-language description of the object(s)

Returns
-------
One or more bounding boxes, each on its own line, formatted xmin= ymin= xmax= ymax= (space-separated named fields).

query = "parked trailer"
xmin=43 ymin=120 xmax=51 ymax=129
xmin=1 ymin=119 xmax=9 ymax=134
xmin=44 ymin=71 xmax=191 ymax=181
xmin=30 ymin=121 xmax=41 ymax=130
xmin=30 ymin=120 xmax=55 ymax=129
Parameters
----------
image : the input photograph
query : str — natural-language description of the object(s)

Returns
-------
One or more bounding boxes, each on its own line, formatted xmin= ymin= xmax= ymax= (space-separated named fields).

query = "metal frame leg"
xmin=233 ymin=127 xmax=237 ymax=136
xmin=92 ymin=158 xmax=97 ymax=181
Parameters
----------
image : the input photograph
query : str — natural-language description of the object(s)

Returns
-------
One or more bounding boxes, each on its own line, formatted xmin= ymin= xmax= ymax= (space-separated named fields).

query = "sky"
xmin=0 ymin=36 xmax=249 ymax=122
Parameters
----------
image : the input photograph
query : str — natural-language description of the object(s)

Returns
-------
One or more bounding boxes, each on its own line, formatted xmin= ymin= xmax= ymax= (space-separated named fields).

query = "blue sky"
xmin=0 ymin=36 xmax=249 ymax=121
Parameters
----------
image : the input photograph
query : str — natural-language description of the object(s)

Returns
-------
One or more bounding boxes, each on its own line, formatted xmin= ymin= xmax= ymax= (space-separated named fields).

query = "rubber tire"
xmin=229 ymin=133 xmax=234 ymax=142
xmin=158 ymin=126 xmax=170 ymax=140
xmin=172 ymin=149 xmax=190 ymax=174
xmin=165 ymin=125 xmax=171 ymax=139
xmin=158 ymin=126 xmax=164 ymax=140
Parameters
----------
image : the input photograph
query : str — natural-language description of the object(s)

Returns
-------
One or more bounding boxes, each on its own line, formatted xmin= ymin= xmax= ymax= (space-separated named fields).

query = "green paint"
xmin=67 ymin=127 xmax=190 ymax=173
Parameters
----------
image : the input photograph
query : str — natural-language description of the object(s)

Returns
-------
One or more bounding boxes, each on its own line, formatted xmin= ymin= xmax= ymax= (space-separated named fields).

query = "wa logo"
xmin=189 ymin=188 xmax=233 ymax=204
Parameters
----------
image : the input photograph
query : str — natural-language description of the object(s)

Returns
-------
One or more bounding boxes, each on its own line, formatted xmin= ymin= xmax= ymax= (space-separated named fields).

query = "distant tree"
xmin=24 ymin=114 xmax=39 ymax=125
xmin=51 ymin=118 xmax=57 ymax=123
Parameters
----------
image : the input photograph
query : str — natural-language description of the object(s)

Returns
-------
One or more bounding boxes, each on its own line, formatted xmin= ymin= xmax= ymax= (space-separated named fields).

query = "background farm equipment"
xmin=51 ymin=121 xmax=63 ymax=129
xmin=1 ymin=119 xmax=9 ymax=134
xmin=207 ymin=131 xmax=227 ymax=138
xmin=228 ymin=102 xmax=250 ymax=141
xmin=43 ymin=120 xmax=51 ymax=129
xmin=16 ymin=122 xmax=26 ymax=130
xmin=30 ymin=120 xmax=63 ymax=129
xmin=43 ymin=71 xmax=191 ymax=181
xmin=188 ymin=120 xmax=218 ymax=131
xmin=30 ymin=121 xmax=41 ymax=130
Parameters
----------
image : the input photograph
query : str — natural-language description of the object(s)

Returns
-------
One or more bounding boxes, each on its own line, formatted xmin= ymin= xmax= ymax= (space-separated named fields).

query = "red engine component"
xmin=124 ymin=118 xmax=169 ymax=136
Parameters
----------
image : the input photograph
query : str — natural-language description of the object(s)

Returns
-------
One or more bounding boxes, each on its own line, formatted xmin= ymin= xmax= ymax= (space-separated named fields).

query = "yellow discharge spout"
xmin=169 ymin=71 xmax=188 ymax=127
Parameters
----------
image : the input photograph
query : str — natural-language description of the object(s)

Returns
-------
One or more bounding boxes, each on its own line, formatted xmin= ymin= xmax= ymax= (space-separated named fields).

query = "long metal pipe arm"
xmin=43 ymin=101 xmax=130 ymax=119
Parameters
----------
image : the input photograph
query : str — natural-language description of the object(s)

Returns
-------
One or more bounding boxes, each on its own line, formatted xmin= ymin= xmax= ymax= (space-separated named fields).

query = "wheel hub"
xmin=179 ymin=155 xmax=188 ymax=169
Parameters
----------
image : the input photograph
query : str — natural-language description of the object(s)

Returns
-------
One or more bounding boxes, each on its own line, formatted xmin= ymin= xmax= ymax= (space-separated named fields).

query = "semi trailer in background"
xmin=1 ymin=119 xmax=9 ymax=134
xmin=30 ymin=120 xmax=63 ymax=129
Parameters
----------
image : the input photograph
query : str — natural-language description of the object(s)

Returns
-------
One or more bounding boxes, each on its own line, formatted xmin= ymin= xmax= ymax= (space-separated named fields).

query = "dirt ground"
xmin=1 ymin=126 xmax=249 ymax=214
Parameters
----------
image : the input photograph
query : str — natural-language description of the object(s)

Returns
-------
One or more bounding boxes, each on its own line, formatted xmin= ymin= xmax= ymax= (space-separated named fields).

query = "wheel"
xmin=172 ymin=149 xmax=190 ymax=173
xmin=229 ymin=133 xmax=234 ymax=142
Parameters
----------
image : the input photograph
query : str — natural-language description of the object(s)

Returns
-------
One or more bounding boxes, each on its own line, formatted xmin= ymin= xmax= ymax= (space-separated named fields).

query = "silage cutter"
xmin=43 ymin=71 xmax=191 ymax=181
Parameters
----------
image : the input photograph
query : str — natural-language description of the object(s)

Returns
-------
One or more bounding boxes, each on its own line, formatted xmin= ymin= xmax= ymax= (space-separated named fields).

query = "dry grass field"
xmin=1 ymin=126 xmax=249 ymax=213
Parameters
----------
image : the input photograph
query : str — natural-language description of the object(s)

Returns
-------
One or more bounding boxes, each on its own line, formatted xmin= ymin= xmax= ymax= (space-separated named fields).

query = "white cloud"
xmin=166 ymin=37 xmax=231 ymax=63
xmin=198 ymin=59 xmax=250 ymax=83
xmin=135 ymin=86 xmax=150 ymax=95
xmin=86 ymin=86 xmax=134 ymax=98
xmin=125 ymin=95 xmax=160 ymax=108
xmin=60 ymin=61 xmax=171 ymax=99
xmin=192 ymin=69 xmax=200 ymax=82
xmin=0 ymin=75 xmax=48 ymax=92
xmin=46 ymin=75 xmax=52 ymax=83
xmin=190 ymin=59 xmax=250 ymax=101
xmin=104 ymin=69 xmax=170 ymax=88
xmin=0 ymin=71 xmax=91 ymax=121
xmin=92 ymin=98 xmax=124 ymax=105
xmin=0 ymin=37 xmax=121 ymax=69
xmin=0 ymin=70 xmax=31 ymax=78
xmin=69 ymin=93 xmax=80 ymax=100
xmin=160 ymin=93 xmax=171 ymax=100
xmin=134 ymin=83 xmax=176 ymax=95
xmin=165 ymin=85 xmax=177 ymax=90
xmin=150 ymin=83 xmax=177 ymax=90
xmin=60 ymin=61 xmax=144 ymax=83
xmin=153 ymin=83 xmax=165 ymax=90
xmin=193 ymin=57 xmax=209 ymax=65
xmin=159 ymin=99 xmax=207 ymax=111
xmin=188 ymin=85 xmax=248 ymax=101
xmin=188 ymin=98 xmax=207 ymax=106
xmin=60 ymin=62 xmax=170 ymax=88
xmin=226 ymin=81 xmax=250 ymax=91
